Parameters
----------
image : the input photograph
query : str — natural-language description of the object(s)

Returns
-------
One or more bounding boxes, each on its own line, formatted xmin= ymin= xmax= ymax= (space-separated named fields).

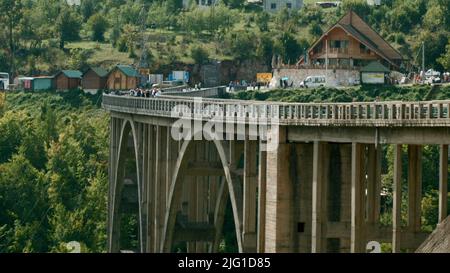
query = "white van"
xmin=0 ymin=72 xmax=9 ymax=90
xmin=300 ymin=75 xmax=326 ymax=88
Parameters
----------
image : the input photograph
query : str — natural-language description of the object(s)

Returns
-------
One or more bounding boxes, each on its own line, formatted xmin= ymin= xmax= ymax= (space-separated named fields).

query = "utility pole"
xmin=422 ymin=41 xmax=425 ymax=76
xmin=325 ymin=38 xmax=328 ymax=84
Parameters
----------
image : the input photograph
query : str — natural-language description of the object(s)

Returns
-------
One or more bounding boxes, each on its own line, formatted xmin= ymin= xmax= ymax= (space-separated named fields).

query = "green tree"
xmin=438 ymin=42 xmax=450 ymax=71
xmin=56 ymin=7 xmax=82 ymax=49
xmin=80 ymin=0 xmax=98 ymax=21
xmin=0 ymin=0 xmax=24 ymax=77
xmin=274 ymin=32 xmax=303 ymax=64
xmin=191 ymin=46 xmax=209 ymax=64
xmin=255 ymin=12 xmax=269 ymax=32
xmin=88 ymin=13 xmax=109 ymax=42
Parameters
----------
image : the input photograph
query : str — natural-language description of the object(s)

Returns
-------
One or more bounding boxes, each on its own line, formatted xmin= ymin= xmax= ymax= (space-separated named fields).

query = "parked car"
xmin=425 ymin=76 xmax=441 ymax=84
xmin=300 ymin=76 xmax=326 ymax=88
xmin=424 ymin=69 xmax=441 ymax=78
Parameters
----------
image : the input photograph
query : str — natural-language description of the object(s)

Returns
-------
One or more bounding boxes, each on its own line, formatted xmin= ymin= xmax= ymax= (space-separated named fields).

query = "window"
xmin=286 ymin=3 xmax=292 ymax=8
xmin=330 ymin=40 xmax=349 ymax=49
xmin=339 ymin=58 xmax=350 ymax=67
xmin=271 ymin=3 xmax=276 ymax=9
xmin=328 ymin=59 xmax=338 ymax=66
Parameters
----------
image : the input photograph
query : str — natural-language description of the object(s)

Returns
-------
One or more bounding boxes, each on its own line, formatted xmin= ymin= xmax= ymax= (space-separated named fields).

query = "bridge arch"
xmin=160 ymin=134 xmax=243 ymax=253
xmin=109 ymin=119 xmax=145 ymax=253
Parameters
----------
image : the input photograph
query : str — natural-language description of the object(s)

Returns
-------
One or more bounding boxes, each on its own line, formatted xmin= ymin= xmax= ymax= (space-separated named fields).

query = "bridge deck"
xmin=102 ymin=94 xmax=450 ymax=127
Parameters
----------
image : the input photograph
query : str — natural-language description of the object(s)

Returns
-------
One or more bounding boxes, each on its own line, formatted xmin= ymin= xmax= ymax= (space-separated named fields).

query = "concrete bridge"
xmin=103 ymin=88 xmax=450 ymax=253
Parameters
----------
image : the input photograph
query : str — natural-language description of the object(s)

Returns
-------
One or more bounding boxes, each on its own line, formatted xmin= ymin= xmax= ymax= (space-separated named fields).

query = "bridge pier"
xmin=243 ymin=138 xmax=258 ymax=252
xmin=311 ymin=142 xmax=329 ymax=253
xmin=264 ymin=127 xmax=294 ymax=253
xmin=439 ymin=145 xmax=448 ymax=223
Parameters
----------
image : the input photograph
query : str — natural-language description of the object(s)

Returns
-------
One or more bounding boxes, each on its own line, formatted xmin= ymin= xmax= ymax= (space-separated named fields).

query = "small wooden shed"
xmin=54 ymin=70 xmax=82 ymax=90
xmin=33 ymin=76 xmax=53 ymax=91
xmin=106 ymin=65 xmax=139 ymax=90
xmin=82 ymin=67 xmax=108 ymax=91
xmin=360 ymin=61 xmax=390 ymax=84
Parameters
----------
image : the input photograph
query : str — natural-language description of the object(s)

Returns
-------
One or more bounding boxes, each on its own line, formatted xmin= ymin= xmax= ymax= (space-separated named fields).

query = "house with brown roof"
xmin=106 ymin=65 xmax=139 ymax=90
xmin=82 ymin=67 xmax=108 ymax=92
xmin=298 ymin=11 xmax=403 ymax=70
xmin=272 ymin=11 xmax=403 ymax=87
xmin=54 ymin=70 xmax=82 ymax=90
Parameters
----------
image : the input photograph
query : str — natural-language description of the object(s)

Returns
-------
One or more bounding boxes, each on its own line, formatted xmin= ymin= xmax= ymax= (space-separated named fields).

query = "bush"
xmin=190 ymin=46 xmax=209 ymax=65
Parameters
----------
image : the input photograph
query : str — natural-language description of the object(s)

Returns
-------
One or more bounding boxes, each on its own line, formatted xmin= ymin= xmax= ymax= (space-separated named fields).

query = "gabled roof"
xmin=302 ymin=11 xmax=403 ymax=67
xmin=360 ymin=61 xmax=390 ymax=73
xmin=58 ymin=70 xmax=82 ymax=79
xmin=115 ymin=65 xmax=139 ymax=77
xmin=85 ymin=67 xmax=108 ymax=78
xmin=339 ymin=11 xmax=402 ymax=61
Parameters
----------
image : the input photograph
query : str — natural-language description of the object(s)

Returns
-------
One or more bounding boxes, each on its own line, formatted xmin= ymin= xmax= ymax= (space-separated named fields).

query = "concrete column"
xmin=196 ymin=142 xmax=208 ymax=253
xmin=257 ymin=144 xmax=267 ymax=253
xmin=439 ymin=145 xmax=448 ymax=223
xmin=367 ymin=144 xmax=381 ymax=225
xmin=140 ymin=124 xmax=148 ymax=252
xmin=351 ymin=143 xmax=365 ymax=253
xmin=296 ymin=143 xmax=313 ymax=253
xmin=311 ymin=141 xmax=329 ymax=253
xmin=340 ymin=144 xmax=352 ymax=252
xmin=154 ymin=126 xmax=167 ymax=252
xmin=187 ymin=176 xmax=197 ymax=253
xmin=109 ymin=118 xmax=124 ymax=253
xmin=243 ymin=138 xmax=258 ymax=252
xmin=265 ymin=127 xmax=294 ymax=253
xmin=408 ymin=145 xmax=422 ymax=233
xmin=392 ymin=144 xmax=402 ymax=253
xmin=146 ymin=125 xmax=155 ymax=253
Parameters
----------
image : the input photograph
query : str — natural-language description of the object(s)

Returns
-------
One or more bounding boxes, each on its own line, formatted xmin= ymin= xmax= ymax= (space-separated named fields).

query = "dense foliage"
xmin=0 ymin=0 xmax=448 ymax=76
xmin=0 ymin=90 xmax=108 ymax=252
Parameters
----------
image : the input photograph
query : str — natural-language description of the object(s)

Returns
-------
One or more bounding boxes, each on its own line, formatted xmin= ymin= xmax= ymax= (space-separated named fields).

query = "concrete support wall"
xmin=311 ymin=142 xmax=329 ymax=253
xmin=439 ymin=145 xmax=448 ymax=223
xmin=257 ymin=145 xmax=267 ymax=253
xmin=295 ymin=143 xmax=313 ymax=253
xmin=265 ymin=127 xmax=294 ymax=252
xmin=351 ymin=143 xmax=366 ymax=253
xmin=243 ymin=139 xmax=258 ymax=252
xmin=408 ymin=145 xmax=422 ymax=234
xmin=339 ymin=144 xmax=352 ymax=252
xmin=392 ymin=145 xmax=403 ymax=253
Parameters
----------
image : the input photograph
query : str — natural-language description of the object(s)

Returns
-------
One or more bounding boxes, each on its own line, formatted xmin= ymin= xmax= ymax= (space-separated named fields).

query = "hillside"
xmin=1 ymin=0 xmax=448 ymax=78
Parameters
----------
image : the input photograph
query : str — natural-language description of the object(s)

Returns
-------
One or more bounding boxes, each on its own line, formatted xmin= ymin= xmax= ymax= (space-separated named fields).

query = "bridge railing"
xmin=102 ymin=94 xmax=450 ymax=126
xmin=162 ymin=86 xmax=226 ymax=98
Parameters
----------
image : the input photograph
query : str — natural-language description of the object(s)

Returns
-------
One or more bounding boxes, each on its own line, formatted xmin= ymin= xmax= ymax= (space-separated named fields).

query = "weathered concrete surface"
xmin=271 ymin=68 xmax=360 ymax=88
xmin=416 ymin=216 xmax=450 ymax=253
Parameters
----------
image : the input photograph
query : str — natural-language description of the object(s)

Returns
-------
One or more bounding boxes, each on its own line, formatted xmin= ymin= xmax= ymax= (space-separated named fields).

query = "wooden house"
xmin=82 ymin=67 xmax=108 ymax=91
xmin=54 ymin=70 xmax=82 ymax=90
xmin=298 ymin=11 xmax=403 ymax=70
xmin=106 ymin=65 xmax=139 ymax=90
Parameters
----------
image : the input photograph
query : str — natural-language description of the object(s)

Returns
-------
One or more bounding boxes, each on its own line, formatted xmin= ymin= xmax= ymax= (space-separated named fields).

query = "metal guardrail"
xmin=102 ymin=93 xmax=450 ymax=127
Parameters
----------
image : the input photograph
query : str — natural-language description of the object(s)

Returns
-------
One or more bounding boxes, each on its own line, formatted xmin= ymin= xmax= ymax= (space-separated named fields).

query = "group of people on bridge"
xmin=128 ymin=88 xmax=162 ymax=98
